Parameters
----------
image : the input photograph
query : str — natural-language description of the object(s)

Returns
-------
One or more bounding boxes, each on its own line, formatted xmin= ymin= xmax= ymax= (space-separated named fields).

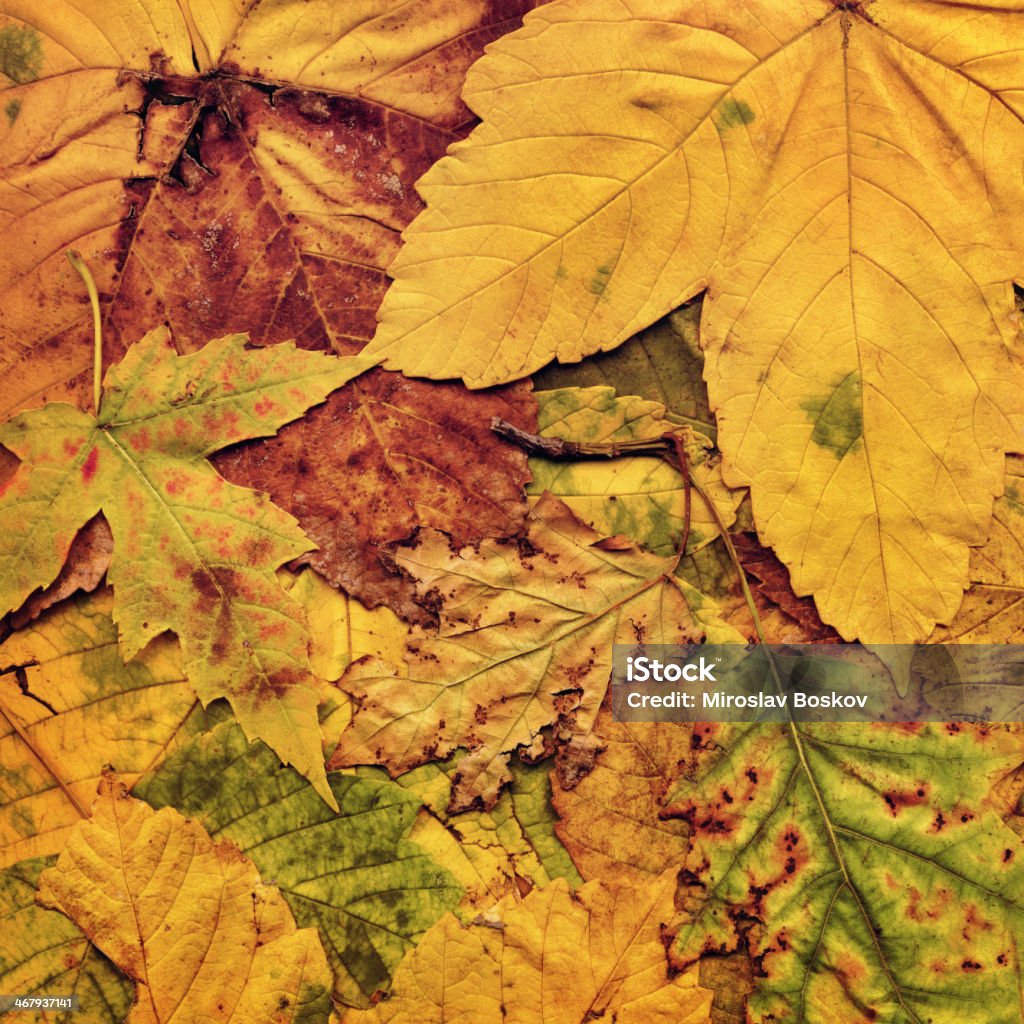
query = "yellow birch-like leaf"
xmin=332 ymin=494 xmax=742 ymax=811
xmin=36 ymin=774 xmax=334 ymax=1024
xmin=340 ymin=871 xmax=712 ymax=1024
xmin=366 ymin=0 xmax=1024 ymax=643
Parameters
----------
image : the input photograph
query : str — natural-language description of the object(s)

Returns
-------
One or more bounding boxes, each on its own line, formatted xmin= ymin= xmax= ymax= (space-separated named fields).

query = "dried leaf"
xmin=732 ymin=532 xmax=840 ymax=643
xmin=9 ymin=515 xmax=112 ymax=630
xmin=0 ymin=0 xmax=538 ymax=613
xmin=216 ymin=377 xmax=535 ymax=620
xmin=37 ymin=774 xmax=335 ymax=1024
xmin=665 ymin=722 xmax=1024 ymax=1022
xmin=332 ymin=494 xmax=743 ymax=811
xmin=281 ymin=567 xmax=409 ymax=684
xmin=0 ymin=328 xmax=371 ymax=805
xmin=340 ymin=871 xmax=713 ymax=1023
xmin=932 ymin=455 xmax=1024 ymax=642
xmin=530 ymin=386 xmax=740 ymax=555
xmin=0 ymin=590 xmax=212 ymax=868
xmin=368 ymin=755 xmax=583 ymax=915
xmin=0 ymin=0 xmax=538 ymax=407
xmin=134 ymin=720 xmax=463 ymax=1009
xmin=0 ymin=856 xmax=132 ymax=1024
xmin=367 ymin=0 xmax=1024 ymax=642
xmin=551 ymin=696 xmax=692 ymax=887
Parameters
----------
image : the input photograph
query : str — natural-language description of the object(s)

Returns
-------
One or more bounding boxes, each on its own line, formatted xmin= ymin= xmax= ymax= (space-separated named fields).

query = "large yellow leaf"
xmin=36 ymin=774 xmax=334 ymax=1024
xmin=340 ymin=871 xmax=712 ymax=1024
xmin=0 ymin=590 xmax=210 ymax=868
xmin=331 ymin=493 xmax=742 ymax=811
xmin=366 ymin=0 xmax=1024 ymax=643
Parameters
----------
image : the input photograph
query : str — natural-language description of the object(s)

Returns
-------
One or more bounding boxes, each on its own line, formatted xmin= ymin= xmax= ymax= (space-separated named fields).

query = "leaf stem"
xmin=662 ymin=430 xmax=692 ymax=565
xmin=492 ymin=416 xmax=673 ymax=460
xmin=66 ymin=250 xmax=103 ymax=416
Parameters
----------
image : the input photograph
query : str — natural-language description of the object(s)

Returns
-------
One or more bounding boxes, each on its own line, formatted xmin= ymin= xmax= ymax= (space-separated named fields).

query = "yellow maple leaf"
xmin=36 ymin=773 xmax=334 ymax=1024
xmin=332 ymin=494 xmax=742 ymax=811
xmin=340 ymin=870 xmax=712 ymax=1024
xmin=366 ymin=0 xmax=1024 ymax=643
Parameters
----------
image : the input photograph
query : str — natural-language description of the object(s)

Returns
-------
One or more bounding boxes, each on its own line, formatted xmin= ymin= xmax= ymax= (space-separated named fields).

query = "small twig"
xmin=66 ymin=250 xmax=103 ymax=416
xmin=491 ymin=417 xmax=673 ymax=460
xmin=662 ymin=431 xmax=693 ymax=562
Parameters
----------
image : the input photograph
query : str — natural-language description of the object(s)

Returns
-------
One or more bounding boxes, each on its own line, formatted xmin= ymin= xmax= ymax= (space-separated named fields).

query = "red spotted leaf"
xmin=0 ymin=326 xmax=372 ymax=806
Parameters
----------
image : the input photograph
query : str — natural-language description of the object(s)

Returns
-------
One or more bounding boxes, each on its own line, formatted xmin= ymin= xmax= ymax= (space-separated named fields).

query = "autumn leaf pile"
xmin=3 ymin=2 xmax=1024 ymax=1023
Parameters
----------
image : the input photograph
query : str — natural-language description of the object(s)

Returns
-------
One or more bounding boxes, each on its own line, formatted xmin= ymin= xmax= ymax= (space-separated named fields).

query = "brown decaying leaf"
xmin=215 ymin=375 xmax=535 ymax=622
xmin=2 ymin=2 xmax=539 ymax=615
xmin=732 ymin=532 xmax=840 ymax=643
xmin=9 ymin=515 xmax=112 ymax=629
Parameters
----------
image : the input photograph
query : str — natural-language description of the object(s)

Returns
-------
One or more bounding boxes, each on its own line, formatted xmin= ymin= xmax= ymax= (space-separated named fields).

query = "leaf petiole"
xmin=66 ymin=250 xmax=103 ymax=416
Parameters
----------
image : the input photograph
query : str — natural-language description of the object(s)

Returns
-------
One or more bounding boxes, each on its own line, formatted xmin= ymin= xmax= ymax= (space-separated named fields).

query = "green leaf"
xmin=0 ymin=327 xmax=375 ymax=806
xmin=534 ymin=303 xmax=714 ymax=437
xmin=665 ymin=721 xmax=1024 ymax=1022
xmin=133 ymin=719 xmax=463 ymax=1008
xmin=0 ymin=856 xmax=132 ymax=1024
xmin=363 ymin=755 xmax=583 ymax=907
xmin=507 ymin=760 xmax=584 ymax=887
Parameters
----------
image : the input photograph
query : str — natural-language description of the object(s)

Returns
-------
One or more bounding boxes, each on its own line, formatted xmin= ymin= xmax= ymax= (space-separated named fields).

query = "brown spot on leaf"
xmin=881 ymin=784 xmax=929 ymax=816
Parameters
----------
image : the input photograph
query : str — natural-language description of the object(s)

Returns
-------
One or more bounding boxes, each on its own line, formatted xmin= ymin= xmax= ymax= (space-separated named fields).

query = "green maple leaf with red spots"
xmin=0 ymin=327 xmax=374 ymax=807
